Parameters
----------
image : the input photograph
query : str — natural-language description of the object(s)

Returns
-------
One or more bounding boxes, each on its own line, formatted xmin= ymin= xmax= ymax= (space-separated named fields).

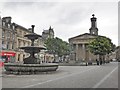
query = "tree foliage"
xmin=44 ymin=37 xmax=70 ymax=57
xmin=88 ymin=36 xmax=115 ymax=56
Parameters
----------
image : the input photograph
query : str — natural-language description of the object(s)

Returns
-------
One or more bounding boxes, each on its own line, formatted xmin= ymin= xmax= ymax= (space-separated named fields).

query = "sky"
xmin=0 ymin=1 xmax=118 ymax=46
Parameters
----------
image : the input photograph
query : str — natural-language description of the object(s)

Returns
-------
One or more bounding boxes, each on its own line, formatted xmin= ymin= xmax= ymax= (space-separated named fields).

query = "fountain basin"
xmin=24 ymin=33 xmax=42 ymax=40
xmin=20 ymin=46 xmax=46 ymax=53
xmin=4 ymin=63 xmax=58 ymax=75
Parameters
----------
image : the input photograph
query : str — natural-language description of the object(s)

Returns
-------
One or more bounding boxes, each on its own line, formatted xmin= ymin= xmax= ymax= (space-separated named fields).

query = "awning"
xmin=0 ymin=52 xmax=16 ymax=56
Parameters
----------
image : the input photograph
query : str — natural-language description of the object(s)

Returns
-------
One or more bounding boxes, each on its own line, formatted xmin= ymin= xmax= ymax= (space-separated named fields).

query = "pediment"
xmin=71 ymin=33 xmax=97 ymax=40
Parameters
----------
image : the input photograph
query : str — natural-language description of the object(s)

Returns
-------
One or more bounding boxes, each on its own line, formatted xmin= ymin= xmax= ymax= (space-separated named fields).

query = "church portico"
xmin=72 ymin=42 xmax=98 ymax=63
xmin=69 ymin=14 xmax=100 ymax=64
xmin=73 ymin=43 xmax=89 ymax=62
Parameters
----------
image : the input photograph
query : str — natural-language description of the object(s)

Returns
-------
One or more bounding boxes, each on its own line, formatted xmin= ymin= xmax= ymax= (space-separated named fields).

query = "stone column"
xmin=75 ymin=44 xmax=79 ymax=61
xmin=82 ymin=44 xmax=85 ymax=61
xmin=85 ymin=44 xmax=89 ymax=65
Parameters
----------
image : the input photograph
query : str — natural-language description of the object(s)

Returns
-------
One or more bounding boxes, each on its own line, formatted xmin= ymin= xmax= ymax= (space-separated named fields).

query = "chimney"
xmin=2 ymin=17 xmax=12 ymax=24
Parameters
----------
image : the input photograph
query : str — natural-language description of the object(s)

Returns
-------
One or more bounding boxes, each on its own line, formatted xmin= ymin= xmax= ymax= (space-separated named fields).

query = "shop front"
xmin=0 ymin=51 xmax=16 ymax=63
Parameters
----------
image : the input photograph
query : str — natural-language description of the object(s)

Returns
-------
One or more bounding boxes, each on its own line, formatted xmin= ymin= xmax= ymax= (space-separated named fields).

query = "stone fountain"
xmin=4 ymin=25 xmax=58 ymax=74
xmin=20 ymin=25 xmax=45 ymax=64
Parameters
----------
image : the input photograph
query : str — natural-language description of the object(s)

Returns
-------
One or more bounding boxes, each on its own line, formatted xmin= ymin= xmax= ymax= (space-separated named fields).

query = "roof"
xmin=69 ymin=33 xmax=96 ymax=40
xmin=69 ymin=33 xmax=108 ymax=41
xmin=43 ymin=30 xmax=49 ymax=34
xmin=15 ymin=23 xmax=30 ymax=32
xmin=42 ymin=26 xmax=54 ymax=34
xmin=15 ymin=23 xmax=42 ymax=36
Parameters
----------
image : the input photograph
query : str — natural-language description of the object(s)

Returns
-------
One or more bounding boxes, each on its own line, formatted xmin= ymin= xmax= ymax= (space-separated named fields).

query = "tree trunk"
xmin=103 ymin=55 xmax=105 ymax=64
xmin=107 ymin=54 xmax=110 ymax=63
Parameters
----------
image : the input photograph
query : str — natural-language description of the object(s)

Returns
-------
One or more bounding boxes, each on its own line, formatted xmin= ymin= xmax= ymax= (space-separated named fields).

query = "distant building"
xmin=41 ymin=26 xmax=55 ymax=63
xmin=69 ymin=14 xmax=109 ymax=64
xmin=42 ymin=26 xmax=54 ymax=40
xmin=116 ymin=46 xmax=120 ymax=61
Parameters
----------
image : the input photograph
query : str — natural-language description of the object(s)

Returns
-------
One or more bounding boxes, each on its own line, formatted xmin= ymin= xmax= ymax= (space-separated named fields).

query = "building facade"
xmin=15 ymin=24 xmax=32 ymax=62
xmin=0 ymin=16 xmax=2 ymax=58
xmin=1 ymin=17 xmax=17 ymax=63
xmin=115 ymin=46 xmax=120 ymax=61
xmin=42 ymin=26 xmax=54 ymax=40
xmin=69 ymin=33 xmax=99 ymax=64
xmin=69 ymin=14 xmax=108 ymax=64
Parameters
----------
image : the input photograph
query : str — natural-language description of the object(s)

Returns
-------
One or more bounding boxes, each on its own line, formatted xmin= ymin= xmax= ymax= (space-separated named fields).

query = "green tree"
xmin=88 ymin=36 xmax=115 ymax=64
xmin=45 ymin=37 xmax=70 ymax=62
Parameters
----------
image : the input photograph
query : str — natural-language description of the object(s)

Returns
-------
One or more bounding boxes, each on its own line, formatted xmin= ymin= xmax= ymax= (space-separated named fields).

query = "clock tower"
xmin=89 ymin=14 xmax=98 ymax=35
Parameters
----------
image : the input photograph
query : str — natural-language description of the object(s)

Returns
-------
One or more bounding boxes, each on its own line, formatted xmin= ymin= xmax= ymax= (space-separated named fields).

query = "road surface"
xmin=2 ymin=62 xmax=118 ymax=88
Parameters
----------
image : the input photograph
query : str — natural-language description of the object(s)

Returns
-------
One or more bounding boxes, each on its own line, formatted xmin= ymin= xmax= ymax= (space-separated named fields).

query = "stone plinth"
xmin=4 ymin=63 xmax=58 ymax=75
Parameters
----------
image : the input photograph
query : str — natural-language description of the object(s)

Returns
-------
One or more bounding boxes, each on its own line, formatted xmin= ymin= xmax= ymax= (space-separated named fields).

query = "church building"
xmin=69 ymin=14 xmax=108 ymax=64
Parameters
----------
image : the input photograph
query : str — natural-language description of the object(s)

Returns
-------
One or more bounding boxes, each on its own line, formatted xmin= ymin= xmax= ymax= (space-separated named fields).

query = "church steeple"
xmin=49 ymin=26 xmax=52 ymax=30
xmin=89 ymin=14 xmax=98 ymax=35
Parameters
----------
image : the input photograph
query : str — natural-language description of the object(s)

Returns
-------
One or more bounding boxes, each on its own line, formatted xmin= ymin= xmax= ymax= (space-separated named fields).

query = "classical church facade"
xmin=69 ymin=14 xmax=107 ymax=64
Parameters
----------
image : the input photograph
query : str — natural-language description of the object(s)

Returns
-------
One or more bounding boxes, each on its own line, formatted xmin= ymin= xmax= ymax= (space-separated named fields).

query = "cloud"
xmin=0 ymin=2 xmax=118 ymax=45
